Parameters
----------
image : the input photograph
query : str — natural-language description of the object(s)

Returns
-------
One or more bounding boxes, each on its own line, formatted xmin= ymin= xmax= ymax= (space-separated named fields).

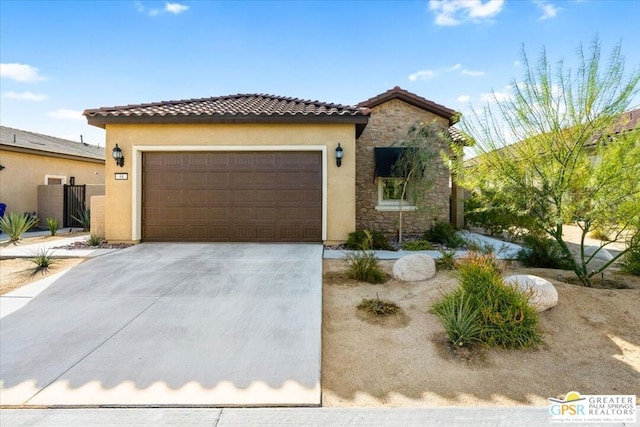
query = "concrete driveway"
xmin=0 ymin=243 xmax=322 ymax=406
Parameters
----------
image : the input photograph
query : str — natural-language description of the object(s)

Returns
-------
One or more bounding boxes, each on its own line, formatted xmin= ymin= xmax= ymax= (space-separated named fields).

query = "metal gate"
xmin=63 ymin=184 xmax=86 ymax=228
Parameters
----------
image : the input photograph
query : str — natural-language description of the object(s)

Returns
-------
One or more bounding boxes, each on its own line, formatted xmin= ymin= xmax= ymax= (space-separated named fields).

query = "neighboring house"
xmin=83 ymin=87 xmax=465 ymax=244
xmin=0 ymin=126 xmax=105 ymax=219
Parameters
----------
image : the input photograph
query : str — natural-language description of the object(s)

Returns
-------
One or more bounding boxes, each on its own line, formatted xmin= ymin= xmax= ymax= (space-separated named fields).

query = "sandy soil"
xmin=322 ymin=259 xmax=640 ymax=407
xmin=0 ymin=233 xmax=87 ymax=295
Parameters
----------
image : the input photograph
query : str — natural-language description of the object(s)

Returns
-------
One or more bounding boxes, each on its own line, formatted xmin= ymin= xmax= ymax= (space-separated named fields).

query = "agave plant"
xmin=71 ymin=208 xmax=90 ymax=232
xmin=0 ymin=212 xmax=39 ymax=243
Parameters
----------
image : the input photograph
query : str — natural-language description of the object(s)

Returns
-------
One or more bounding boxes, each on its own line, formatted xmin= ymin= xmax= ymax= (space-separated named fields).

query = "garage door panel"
xmin=143 ymin=151 xmax=321 ymax=242
xmin=208 ymin=172 xmax=229 ymax=188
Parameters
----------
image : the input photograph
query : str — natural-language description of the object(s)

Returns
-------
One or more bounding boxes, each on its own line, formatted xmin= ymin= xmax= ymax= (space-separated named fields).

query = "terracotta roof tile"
xmin=84 ymin=93 xmax=368 ymax=127
xmin=358 ymin=86 xmax=458 ymax=124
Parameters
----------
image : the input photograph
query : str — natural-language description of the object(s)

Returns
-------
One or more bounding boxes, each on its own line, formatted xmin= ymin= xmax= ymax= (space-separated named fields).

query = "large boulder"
xmin=584 ymin=245 xmax=614 ymax=261
xmin=393 ymin=254 xmax=436 ymax=282
xmin=503 ymin=274 xmax=558 ymax=312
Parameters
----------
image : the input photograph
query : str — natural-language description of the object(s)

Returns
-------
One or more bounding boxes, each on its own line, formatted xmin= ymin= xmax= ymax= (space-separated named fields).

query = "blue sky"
xmin=1 ymin=0 xmax=639 ymax=146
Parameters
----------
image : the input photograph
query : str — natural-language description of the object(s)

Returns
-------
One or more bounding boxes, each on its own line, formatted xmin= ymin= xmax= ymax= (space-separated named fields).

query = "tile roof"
xmin=358 ymin=86 xmax=459 ymax=124
xmin=0 ymin=126 xmax=104 ymax=161
xmin=84 ymin=93 xmax=369 ymax=128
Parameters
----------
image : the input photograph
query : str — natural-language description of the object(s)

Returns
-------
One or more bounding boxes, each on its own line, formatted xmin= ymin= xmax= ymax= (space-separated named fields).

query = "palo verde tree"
xmin=392 ymin=120 xmax=452 ymax=243
xmin=450 ymin=38 xmax=640 ymax=286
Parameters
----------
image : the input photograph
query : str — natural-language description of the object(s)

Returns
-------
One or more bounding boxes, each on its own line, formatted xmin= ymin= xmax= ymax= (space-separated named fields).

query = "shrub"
xmin=432 ymin=255 xmax=540 ymax=349
xmin=423 ymin=221 xmax=464 ymax=248
xmin=0 ymin=211 xmax=39 ymax=242
xmin=346 ymin=251 xmax=387 ymax=284
xmin=432 ymin=292 xmax=483 ymax=347
xmin=345 ymin=229 xmax=394 ymax=250
xmin=345 ymin=230 xmax=387 ymax=284
xmin=72 ymin=208 xmax=91 ymax=232
xmin=357 ymin=295 xmax=400 ymax=316
xmin=87 ymin=234 xmax=104 ymax=247
xmin=29 ymin=247 xmax=55 ymax=272
xmin=517 ymin=235 xmax=574 ymax=270
xmin=589 ymin=226 xmax=611 ymax=241
xmin=435 ymin=249 xmax=457 ymax=270
xmin=402 ymin=240 xmax=434 ymax=251
xmin=47 ymin=218 xmax=58 ymax=236
xmin=620 ymin=241 xmax=640 ymax=276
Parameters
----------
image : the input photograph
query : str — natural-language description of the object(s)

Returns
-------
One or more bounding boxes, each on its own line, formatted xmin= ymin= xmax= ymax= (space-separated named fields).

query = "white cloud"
xmin=0 ymin=63 xmax=44 ymax=82
xmin=409 ymin=63 xmax=485 ymax=82
xmin=480 ymin=90 xmax=512 ymax=103
xmin=461 ymin=69 xmax=485 ymax=76
xmin=409 ymin=70 xmax=436 ymax=81
xmin=457 ymin=95 xmax=471 ymax=103
xmin=535 ymin=1 xmax=560 ymax=20
xmin=135 ymin=1 xmax=188 ymax=16
xmin=428 ymin=0 xmax=504 ymax=26
xmin=513 ymin=60 xmax=522 ymax=67
xmin=166 ymin=2 xmax=188 ymax=14
xmin=2 ymin=91 xmax=47 ymax=101
xmin=47 ymin=109 xmax=84 ymax=121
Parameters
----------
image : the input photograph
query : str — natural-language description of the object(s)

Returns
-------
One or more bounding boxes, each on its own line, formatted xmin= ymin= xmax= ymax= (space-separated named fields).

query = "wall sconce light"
xmin=335 ymin=143 xmax=343 ymax=167
xmin=112 ymin=144 xmax=124 ymax=167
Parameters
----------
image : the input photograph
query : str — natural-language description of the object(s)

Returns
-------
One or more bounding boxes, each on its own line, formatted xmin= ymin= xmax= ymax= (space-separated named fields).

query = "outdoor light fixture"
xmin=335 ymin=143 xmax=343 ymax=167
xmin=112 ymin=144 xmax=124 ymax=167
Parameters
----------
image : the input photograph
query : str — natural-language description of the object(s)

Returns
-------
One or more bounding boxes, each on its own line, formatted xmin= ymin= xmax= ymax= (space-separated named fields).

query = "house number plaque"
xmin=115 ymin=173 xmax=128 ymax=180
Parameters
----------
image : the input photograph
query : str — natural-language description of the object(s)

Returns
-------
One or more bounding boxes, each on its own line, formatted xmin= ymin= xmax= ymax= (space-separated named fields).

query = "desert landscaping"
xmin=322 ymin=258 xmax=640 ymax=407
xmin=2 ymin=232 xmax=639 ymax=408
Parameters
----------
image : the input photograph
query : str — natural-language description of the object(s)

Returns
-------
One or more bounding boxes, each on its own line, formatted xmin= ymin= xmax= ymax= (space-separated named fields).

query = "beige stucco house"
xmin=0 ymin=126 xmax=105 ymax=223
xmin=84 ymin=87 xmax=464 ymax=244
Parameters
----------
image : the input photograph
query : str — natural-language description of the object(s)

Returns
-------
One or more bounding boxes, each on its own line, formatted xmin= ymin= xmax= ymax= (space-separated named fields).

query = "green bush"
xmin=87 ymin=234 xmax=104 ymax=247
xmin=517 ymin=235 xmax=574 ymax=270
xmin=29 ymin=247 xmax=55 ymax=272
xmin=423 ymin=221 xmax=464 ymax=248
xmin=402 ymin=240 xmax=434 ymax=251
xmin=620 ymin=243 xmax=640 ymax=276
xmin=72 ymin=208 xmax=90 ymax=232
xmin=432 ymin=292 xmax=483 ymax=347
xmin=435 ymin=249 xmax=457 ymax=270
xmin=432 ymin=255 xmax=541 ymax=349
xmin=345 ymin=229 xmax=394 ymax=250
xmin=346 ymin=251 xmax=387 ymax=284
xmin=46 ymin=218 xmax=58 ymax=236
xmin=0 ymin=211 xmax=39 ymax=242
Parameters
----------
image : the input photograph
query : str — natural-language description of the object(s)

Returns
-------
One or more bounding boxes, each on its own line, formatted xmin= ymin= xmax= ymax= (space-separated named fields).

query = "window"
xmin=374 ymin=147 xmax=417 ymax=211
xmin=376 ymin=178 xmax=417 ymax=211
xmin=44 ymin=175 xmax=66 ymax=185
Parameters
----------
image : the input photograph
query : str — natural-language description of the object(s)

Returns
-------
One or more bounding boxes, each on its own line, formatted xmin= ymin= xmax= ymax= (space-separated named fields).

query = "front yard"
xmin=322 ymin=259 xmax=640 ymax=407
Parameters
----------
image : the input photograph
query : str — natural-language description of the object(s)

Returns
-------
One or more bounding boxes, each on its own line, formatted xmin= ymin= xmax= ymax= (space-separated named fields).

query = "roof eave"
xmin=84 ymin=113 xmax=370 ymax=129
xmin=0 ymin=144 xmax=105 ymax=163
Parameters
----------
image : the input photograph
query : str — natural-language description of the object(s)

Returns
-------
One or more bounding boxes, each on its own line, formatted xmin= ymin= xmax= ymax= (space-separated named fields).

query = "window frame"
xmin=375 ymin=177 xmax=418 ymax=212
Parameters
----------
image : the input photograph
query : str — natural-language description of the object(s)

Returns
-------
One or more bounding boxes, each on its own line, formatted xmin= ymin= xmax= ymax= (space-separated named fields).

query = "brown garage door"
xmin=142 ymin=151 xmax=322 ymax=242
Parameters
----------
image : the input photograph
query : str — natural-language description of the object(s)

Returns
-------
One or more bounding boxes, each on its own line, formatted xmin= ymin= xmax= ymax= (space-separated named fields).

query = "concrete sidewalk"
xmin=1 ymin=407 xmax=635 ymax=426
xmin=323 ymin=231 xmax=522 ymax=260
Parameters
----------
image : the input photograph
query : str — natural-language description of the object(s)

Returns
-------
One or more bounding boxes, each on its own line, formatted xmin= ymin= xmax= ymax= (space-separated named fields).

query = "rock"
xmin=393 ymin=254 xmax=436 ymax=281
xmin=584 ymin=246 xmax=614 ymax=261
xmin=503 ymin=274 xmax=558 ymax=312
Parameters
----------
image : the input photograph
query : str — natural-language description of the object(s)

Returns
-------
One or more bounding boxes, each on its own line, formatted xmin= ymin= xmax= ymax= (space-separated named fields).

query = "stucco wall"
xmin=0 ymin=150 xmax=104 ymax=216
xmin=37 ymin=184 xmax=104 ymax=230
xmin=103 ymin=123 xmax=355 ymax=244
xmin=355 ymin=98 xmax=453 ymax=236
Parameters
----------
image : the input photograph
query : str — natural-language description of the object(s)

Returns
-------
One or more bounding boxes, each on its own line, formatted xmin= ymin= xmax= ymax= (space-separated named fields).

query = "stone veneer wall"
xmin=355 ymin=98 xmax=452 ymax=236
